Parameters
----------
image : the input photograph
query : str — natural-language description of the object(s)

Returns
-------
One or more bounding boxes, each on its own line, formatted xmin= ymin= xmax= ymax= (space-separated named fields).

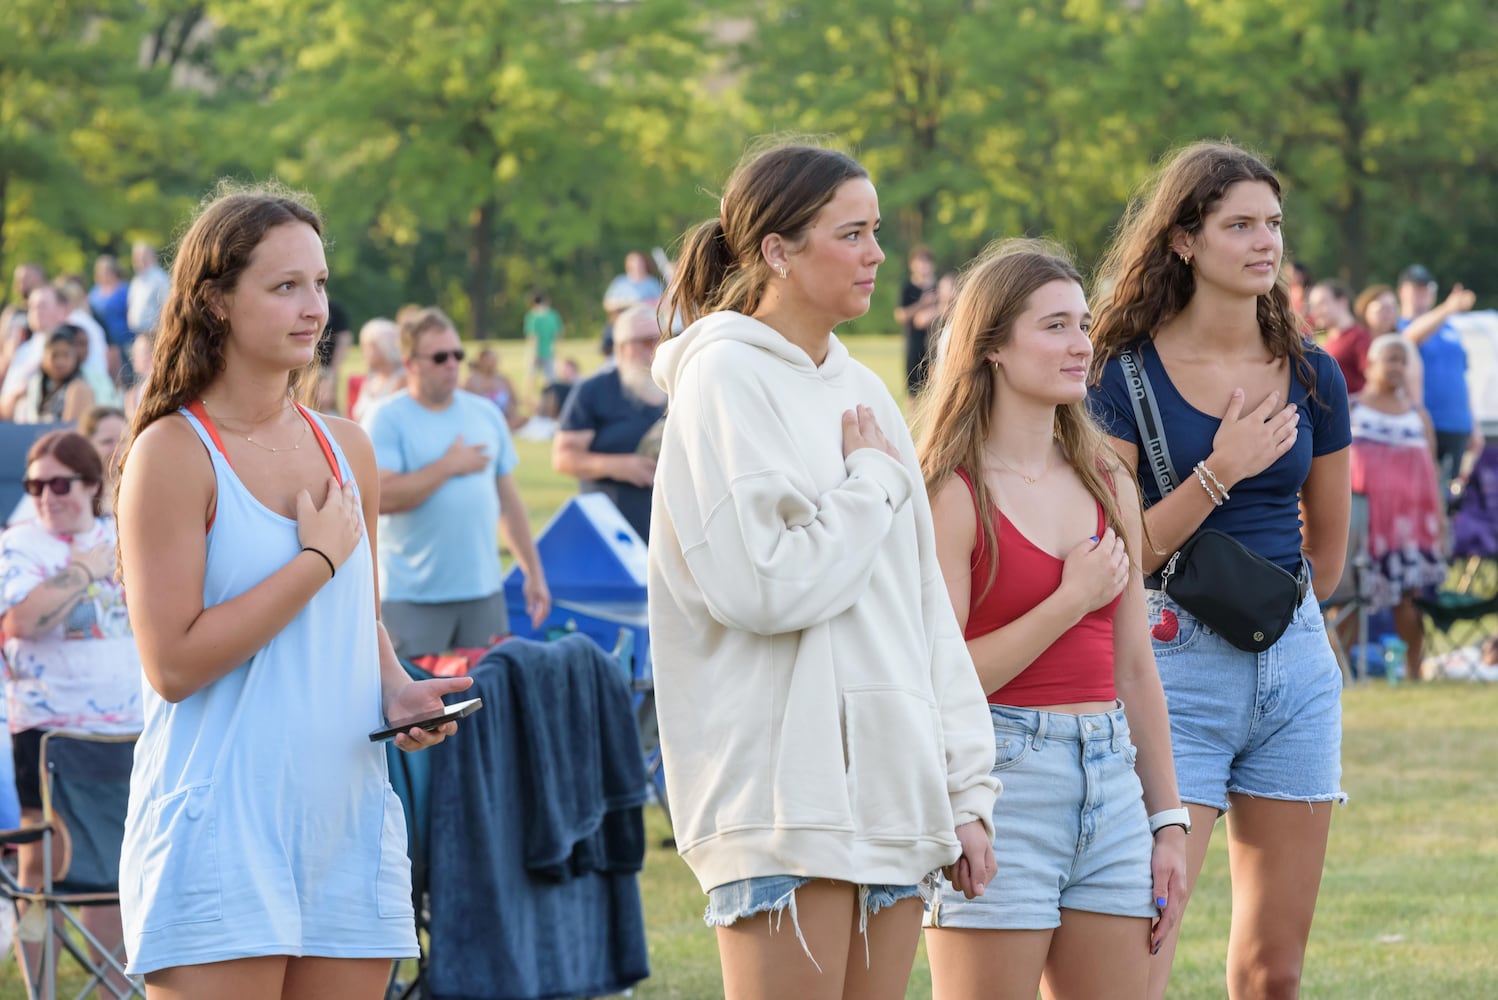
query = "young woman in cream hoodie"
xmin=648 ymin=143 xmax=1000 ymax=1000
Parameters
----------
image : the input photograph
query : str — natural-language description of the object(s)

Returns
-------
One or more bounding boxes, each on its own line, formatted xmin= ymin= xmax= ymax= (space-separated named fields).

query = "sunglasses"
xmin=23 ymin=475 xmax=93 ymax=497
xmin=418 ymin=349 xmax=466 ymax=365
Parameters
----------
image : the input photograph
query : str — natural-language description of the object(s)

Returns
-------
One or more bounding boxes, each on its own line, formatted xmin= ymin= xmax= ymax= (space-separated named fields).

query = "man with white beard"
xmin=552 ymin=303 xmax=667 ymax=542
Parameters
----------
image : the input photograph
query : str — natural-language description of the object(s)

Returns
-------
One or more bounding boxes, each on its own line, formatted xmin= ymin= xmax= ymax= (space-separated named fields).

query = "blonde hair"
xmin=1366 ymin=332 xmax=1415 ymax=369
xmin=917 ymin=239 xmax=1130 ymax=599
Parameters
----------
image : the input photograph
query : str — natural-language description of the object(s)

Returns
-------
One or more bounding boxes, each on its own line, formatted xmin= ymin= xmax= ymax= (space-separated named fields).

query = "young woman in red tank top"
xmin=916 ymin=241 xmax=1187 ymax=999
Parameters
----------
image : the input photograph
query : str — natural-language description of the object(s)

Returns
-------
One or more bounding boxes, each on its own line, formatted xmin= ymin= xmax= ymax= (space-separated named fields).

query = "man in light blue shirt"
xmin=126 ymin=242 xmax=170 ymax=338
xmin=364 ymin=307 xmax=550 ymax=657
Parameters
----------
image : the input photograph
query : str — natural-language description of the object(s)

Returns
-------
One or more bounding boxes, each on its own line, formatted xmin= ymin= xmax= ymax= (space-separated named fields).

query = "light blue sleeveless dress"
xmin=120 ymin=406 xmax=417 ymax=975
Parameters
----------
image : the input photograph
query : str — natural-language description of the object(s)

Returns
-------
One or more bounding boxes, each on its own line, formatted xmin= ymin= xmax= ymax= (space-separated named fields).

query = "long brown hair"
xmin=115 ymin=181 xmax=324 ymax=503
xmin=1088 ymin=140 xmax=1315 ymax=392
xmin=917 ymin=239 xmax=1129 ymax=600
xmin=665 ymin=141 xmax=868 ymax=332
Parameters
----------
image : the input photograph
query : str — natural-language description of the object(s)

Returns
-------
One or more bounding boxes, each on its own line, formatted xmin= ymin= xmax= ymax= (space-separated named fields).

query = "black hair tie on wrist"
xmin=301 ymin=546 xmax=336 ymax=580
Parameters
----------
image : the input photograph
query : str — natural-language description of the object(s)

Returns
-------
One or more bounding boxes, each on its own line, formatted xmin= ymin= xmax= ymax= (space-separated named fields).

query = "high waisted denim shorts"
xmin=925 ymin=702 xmax=1157 ymax=930
xmin=1145 ymin=588 xmax=1346 ymax=813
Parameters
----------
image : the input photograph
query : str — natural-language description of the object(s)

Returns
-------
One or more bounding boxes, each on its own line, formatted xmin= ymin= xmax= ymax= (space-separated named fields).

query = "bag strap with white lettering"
xmin=1118 ymin=346 xmax=1180 ymax=498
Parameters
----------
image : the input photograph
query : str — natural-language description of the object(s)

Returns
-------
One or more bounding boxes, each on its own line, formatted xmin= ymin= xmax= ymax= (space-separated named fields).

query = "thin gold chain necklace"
xmin=985 ymin=450 xmax=1049 ymax=485
xmin=201 ymin=400 xmax=306 ymax=454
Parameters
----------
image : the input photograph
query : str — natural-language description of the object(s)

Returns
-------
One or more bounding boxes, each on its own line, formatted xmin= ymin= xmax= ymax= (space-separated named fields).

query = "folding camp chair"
xmin=1322 ymin=493 xmax=1374 ymax=681
xmin=1416 ymin=444 xmax=1498 ymax=656
xmin=0 ymin=731 xmax=144 ymax=999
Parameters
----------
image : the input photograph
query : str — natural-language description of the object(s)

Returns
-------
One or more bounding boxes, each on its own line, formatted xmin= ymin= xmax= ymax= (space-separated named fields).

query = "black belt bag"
xmin=1159 ymin=530 xmax=1305 ymax=653
xmin=1118 ymin=347 xmax=1308 ymax=655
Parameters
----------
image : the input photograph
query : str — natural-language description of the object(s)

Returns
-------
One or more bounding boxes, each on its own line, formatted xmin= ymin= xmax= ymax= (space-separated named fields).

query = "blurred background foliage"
xmin=5 ymin=0 xmax=1496 ymax=338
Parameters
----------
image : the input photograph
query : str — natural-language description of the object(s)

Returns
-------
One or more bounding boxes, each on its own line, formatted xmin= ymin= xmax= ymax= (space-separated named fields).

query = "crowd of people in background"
xmin=0 ymin=135 xmax=1489 ymax=999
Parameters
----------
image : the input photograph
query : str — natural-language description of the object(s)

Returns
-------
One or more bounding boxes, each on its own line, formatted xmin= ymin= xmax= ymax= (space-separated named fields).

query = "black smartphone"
xmin=368 ymin=697 xmax=483 ymax=743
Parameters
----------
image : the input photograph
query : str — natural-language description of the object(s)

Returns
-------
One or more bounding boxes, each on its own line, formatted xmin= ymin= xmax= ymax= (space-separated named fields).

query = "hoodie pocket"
xmin=134 ymin=782 xmax=221 ymax=931
xmin=843 ymin=685 xmax=950 ymax=841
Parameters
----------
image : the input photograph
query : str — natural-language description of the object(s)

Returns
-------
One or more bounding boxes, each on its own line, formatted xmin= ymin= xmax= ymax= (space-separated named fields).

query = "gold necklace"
xmin=202 ymin=400 xmax=306 ymax=454
xmin=986 ymin=450 xmax=1048 ymax=485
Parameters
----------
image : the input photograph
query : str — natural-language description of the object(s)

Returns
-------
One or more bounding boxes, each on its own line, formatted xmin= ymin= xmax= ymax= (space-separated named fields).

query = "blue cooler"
xmin=504 ymin=493 xmax=650 ymax=673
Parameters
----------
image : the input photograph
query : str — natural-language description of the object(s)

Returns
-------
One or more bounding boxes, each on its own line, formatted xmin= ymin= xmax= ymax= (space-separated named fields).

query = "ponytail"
xmin=666 ymin=218 xmax=738 ymax=332
xmin=663 ymin=142 xmax=868 ymax=338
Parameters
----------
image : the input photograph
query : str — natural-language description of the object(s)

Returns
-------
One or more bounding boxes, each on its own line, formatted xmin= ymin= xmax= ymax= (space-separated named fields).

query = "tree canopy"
xmin=6 ymin=0 xmax=1495 ymax=332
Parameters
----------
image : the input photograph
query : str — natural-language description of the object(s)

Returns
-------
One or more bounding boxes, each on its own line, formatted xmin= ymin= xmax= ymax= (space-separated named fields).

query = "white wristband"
xmin=1148 ymin=806 xmax=1192 ymax=835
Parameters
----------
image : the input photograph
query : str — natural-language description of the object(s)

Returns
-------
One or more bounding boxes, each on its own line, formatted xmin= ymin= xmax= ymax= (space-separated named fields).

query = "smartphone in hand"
xmin=368 ymin=698 xmax=483 ymax=743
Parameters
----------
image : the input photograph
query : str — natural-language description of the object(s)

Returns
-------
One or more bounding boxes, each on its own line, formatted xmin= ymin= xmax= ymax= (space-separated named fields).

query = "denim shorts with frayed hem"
xmin=925 ymin=703 xmax=1156 ymax=931
xmin=705 ymin=875 xmax=931 ymax=970
xmin=1145 ymin=588 xmax=1346 ymax=814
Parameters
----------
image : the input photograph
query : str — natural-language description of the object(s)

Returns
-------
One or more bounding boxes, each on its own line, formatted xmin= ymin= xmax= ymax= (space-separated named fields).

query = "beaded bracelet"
xmin=1193 ymin=464 xmax=1223 ymax=506
xmin=1197 ymin=462 xmax=1230 ymax=501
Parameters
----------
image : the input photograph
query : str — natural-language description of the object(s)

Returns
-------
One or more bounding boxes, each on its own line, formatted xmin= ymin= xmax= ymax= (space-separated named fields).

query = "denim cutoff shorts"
xmin=706 ymin=875 xmax=927 ymax=929
xmin=925 ymin=702 xmax=1157 ymax=930
xmin=1145 ymin=588 xmax=1345 ymax=813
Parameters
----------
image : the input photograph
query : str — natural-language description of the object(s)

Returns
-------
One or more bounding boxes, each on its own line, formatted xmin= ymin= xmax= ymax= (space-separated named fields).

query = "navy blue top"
xmin=1090 ymin=340 xmax=1351 ymax=573
xmin=558 ymin=368 xmax=667 ymax=542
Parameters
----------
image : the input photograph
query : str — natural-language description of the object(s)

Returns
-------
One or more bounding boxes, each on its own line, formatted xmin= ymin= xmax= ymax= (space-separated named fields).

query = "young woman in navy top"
xmin=1089 ymin=141 xmax=1351 ymax=999
xmin=919 ymin=241 xmax=1186 ymax=999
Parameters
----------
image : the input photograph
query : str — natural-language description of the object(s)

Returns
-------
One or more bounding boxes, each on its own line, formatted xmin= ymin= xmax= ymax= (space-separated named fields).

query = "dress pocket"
xmin=134 ymin=783 xmax=221 ymax=931
xmin=376 ymin=784 xmax=415 ymax=919
xmin=843 ymin=685 xmax=950 ymax=841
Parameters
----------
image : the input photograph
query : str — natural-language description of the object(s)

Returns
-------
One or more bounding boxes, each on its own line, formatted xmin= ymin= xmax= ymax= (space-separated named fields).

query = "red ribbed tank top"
xmin=955 ymin=468 xmax=1119 ymax=707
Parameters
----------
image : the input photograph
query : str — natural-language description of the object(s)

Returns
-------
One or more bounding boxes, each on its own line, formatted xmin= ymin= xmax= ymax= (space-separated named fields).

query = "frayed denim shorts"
xmin=706 ymin=875 xmax=933 ymax=970
xmin=1145 ymin=588 xmax=1345 ymax=813
xmin=705 ymin=875 xmax=927 ymax=928
xmin=925 ymin=702 xmax=1157 ymax=930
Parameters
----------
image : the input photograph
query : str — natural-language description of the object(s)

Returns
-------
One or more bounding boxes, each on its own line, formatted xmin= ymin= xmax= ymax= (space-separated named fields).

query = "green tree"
xmin=0 ymin=1 xmax=220 ymax=287
xmin=207 ymin=0 xmax=733 ymax=337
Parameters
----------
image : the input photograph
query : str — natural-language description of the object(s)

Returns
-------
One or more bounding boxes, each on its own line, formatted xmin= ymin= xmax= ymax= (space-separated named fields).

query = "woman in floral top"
xmin=0 ymin=429 xmax=141 ymax=984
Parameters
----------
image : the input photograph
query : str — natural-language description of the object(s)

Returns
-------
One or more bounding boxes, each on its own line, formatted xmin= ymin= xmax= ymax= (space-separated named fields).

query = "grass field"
xmin=4 ymin=333 xmax=1495 ymax=998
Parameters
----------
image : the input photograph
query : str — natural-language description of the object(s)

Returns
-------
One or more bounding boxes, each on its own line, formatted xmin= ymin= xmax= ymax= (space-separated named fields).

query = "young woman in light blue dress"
xmin=117 ymin=183 xmax=470 ymax=999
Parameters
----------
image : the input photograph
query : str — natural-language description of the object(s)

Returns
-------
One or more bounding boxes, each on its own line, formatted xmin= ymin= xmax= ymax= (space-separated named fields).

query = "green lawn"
xmin=6 ymin=334 xmax=1496 ymax=998
xmin=629 ymin=683 xmax=1498 ymax=999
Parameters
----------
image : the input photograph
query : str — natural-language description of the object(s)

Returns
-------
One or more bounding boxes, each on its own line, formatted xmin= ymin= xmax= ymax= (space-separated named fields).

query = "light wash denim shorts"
xmin=925 ymin=702 xmax=1157 ymax=930
xmin=706 ymin=875 xmax=931 ymax=969
xmin=1145 ymin=588 xmax=1346 ymax=813
xmin=706 ymin=875 xmax=926 ymax=928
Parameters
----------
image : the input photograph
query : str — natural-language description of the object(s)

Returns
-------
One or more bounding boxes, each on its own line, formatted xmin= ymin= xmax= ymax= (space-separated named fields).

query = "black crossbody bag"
xmin=1119 ymin=348 xmax=1304 ymax=653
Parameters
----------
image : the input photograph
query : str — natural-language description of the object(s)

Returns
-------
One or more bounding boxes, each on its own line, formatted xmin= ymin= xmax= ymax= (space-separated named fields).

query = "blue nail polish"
xmin=1155 ymin=896 xmax=1167 ymax=908
xmin=1090 ymin=535 xmax=1100 ymax=543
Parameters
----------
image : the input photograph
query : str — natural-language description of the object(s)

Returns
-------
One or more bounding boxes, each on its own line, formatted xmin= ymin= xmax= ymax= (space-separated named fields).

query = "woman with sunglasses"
xmin=0 ymin=429 xmax=141 ymax=989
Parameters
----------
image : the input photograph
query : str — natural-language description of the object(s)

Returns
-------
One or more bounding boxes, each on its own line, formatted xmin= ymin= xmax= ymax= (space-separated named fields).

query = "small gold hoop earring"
xmin=1180 ymin=252 xmax=1192 ymax=266
xmin=777 ymin=266 xmax=788 ymax=279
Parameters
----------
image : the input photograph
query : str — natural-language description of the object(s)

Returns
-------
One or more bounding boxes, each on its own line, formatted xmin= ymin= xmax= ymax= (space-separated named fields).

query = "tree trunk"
xmin=467 ymin=197 xmax=495 ymax=340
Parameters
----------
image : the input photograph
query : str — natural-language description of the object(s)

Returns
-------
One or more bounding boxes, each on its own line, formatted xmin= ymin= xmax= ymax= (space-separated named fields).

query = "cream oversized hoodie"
xmin=648 ymin=311 xmax=999 ymax=893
